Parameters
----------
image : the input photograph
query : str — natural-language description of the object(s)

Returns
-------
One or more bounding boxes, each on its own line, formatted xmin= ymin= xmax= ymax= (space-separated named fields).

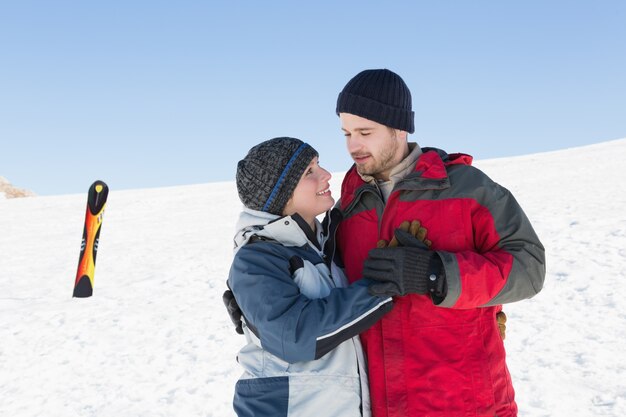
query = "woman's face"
xmin=282 ymin=157 xmax=334 ymax=226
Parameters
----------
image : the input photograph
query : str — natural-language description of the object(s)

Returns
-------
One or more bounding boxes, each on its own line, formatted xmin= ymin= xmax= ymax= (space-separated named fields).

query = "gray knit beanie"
xmin=336 ymin=68 xmax=415 ymax=133
xmin=236 ymin=137 xmax=319 ymax=215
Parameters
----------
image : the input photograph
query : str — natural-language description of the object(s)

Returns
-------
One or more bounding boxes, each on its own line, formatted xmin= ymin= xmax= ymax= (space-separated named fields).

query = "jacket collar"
xmin=233 ymin=207 xmax=324 ymax=254
xmin=356 ymin=143 xmax=423 ymax=185
xmin=339 ymin=146 xmax=473 ymax=210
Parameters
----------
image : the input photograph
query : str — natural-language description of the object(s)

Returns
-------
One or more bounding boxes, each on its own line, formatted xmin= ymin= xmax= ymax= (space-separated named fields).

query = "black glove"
xmin=365 ymin=229 xmax=446 ymax=299
xmin=393 ymin=228 xmax=431 ymax=250
xmin=222 ymin=289 xmax=244 ymax=335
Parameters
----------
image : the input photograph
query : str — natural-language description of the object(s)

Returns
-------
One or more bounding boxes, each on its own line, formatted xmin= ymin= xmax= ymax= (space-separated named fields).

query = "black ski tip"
xmin=87 ymin=180 xmax=109 ymax=215
xmin=73 ymin=275 xmax=93 ymax=298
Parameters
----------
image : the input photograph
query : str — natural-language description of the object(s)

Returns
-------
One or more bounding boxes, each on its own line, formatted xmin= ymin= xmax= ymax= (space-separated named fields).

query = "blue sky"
xmin=2 ymin=1 xmax=625 ymax=196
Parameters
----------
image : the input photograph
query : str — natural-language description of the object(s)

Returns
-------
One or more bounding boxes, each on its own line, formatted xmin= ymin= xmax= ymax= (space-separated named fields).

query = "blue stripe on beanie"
xmin=262 ymin=142 xmax=309 ymax=212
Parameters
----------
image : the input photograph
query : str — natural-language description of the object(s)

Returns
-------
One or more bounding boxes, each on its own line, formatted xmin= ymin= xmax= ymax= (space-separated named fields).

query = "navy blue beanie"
xmin=336 ymin=69 xmax=415 ymax=133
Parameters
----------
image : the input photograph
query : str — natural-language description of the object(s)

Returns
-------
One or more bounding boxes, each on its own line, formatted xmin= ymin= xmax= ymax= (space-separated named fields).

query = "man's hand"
xmin=368 ymin=221 xmax=445 ymax=298
xmin=365 ymin=245 xmax=443 ymax=297
xmin=222 ymin=289 xmax=244 ymax=335
xmin=377 ymin=220 xmax=432 ymax=249
xmin=497 ymin=311 xmax=507 ymax=340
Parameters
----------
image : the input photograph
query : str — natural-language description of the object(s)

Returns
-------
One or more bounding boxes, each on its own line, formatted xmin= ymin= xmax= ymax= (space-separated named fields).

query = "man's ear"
xmin=396 ymin=129 xmax=408 ymax=141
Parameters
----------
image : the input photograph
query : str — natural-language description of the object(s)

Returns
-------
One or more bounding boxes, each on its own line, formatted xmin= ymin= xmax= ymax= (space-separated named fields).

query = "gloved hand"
xmin=222 ymin=289 xmax=244 ymax=335
xmin=366 ymin=227 xmax=446 ymax=298
xmin=377 ymin=220 xmax=432 ymax=249
xmin=496 ymin=311 xmax=507 ymax=340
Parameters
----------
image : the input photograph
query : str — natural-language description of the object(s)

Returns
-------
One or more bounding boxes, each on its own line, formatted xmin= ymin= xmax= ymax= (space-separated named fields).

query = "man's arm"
xmin=437 ymin=180 xmax=545 ymax=308
xmin=364 ymin=174 xmax=545 ymax=309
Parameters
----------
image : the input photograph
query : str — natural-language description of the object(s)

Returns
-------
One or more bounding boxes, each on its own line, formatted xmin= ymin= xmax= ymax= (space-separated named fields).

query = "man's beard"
xmin=355 ymin=137 xmax=399 ymax=178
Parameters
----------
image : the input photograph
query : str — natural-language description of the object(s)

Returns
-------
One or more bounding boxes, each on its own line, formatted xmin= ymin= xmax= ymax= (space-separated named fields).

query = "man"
xmin=334 ymin=68 xmax=545 ymax=417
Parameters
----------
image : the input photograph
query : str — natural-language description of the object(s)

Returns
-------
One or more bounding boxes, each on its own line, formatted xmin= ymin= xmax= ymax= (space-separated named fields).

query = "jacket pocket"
xmin=403 ymin=320 xmax=498 ymax=415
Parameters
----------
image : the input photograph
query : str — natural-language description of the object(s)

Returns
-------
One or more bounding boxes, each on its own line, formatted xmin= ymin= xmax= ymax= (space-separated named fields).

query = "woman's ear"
xmin=282 ymin=197 xmax=294 ymax=217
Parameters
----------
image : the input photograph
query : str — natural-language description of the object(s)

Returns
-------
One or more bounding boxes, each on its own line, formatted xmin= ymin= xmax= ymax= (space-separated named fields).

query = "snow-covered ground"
xmin=1 ymin=138 xmax=625 ymax=416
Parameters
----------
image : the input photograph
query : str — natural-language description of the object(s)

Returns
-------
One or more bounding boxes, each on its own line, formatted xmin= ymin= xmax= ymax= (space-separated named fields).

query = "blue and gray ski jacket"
xmin=228 ymin=208 xmax=393 ymax=417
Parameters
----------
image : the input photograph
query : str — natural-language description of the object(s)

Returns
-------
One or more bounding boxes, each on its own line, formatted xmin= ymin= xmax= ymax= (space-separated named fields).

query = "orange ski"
xmin=73 ymin=180 xmax=108 ymax=297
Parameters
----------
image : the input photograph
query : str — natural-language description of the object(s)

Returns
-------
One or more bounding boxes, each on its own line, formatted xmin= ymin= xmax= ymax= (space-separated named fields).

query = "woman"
xmin=227 ymin=137 xmax=393 ymax=417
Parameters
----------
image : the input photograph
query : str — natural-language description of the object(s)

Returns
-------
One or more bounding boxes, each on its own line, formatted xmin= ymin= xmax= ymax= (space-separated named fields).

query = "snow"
xmin=1 ymin=138 xmax=626 ymax=416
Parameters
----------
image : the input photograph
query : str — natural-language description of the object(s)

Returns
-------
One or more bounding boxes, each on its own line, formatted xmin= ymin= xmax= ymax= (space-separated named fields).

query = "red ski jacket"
xmin=337 ymin=148 xmax=545 ymax=417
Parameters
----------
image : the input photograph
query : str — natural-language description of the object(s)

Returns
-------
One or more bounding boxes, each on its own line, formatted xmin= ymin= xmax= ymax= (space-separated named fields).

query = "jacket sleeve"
xmin=228 ymin=243 xmax=393 ymax=363
xmin=436 ymin=172 xmax=546 ymax=309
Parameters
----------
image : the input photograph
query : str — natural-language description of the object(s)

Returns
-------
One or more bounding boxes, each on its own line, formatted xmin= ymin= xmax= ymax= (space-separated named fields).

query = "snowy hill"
xmin=1 ymin=138 xmax=625 ymax=416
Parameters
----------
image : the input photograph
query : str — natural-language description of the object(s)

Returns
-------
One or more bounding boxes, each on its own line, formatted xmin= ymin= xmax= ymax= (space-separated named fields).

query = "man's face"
xmin=340 ymin=113 xmax=407 ymax=181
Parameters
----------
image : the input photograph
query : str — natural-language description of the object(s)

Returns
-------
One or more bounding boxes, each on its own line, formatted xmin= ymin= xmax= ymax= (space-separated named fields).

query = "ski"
xmin=73 ymin=180 xmax=108 ymax=298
